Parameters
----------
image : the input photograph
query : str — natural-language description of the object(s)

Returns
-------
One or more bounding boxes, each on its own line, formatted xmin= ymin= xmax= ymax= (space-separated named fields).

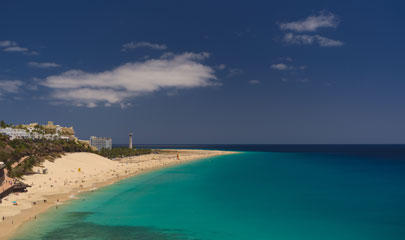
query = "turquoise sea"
xmin=13 ymin=147 xmax=405 ymax=239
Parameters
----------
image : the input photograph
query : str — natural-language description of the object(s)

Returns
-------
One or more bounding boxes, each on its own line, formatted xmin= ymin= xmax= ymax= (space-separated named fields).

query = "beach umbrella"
xmin=12 ymin=201 xmax=17 ymax=204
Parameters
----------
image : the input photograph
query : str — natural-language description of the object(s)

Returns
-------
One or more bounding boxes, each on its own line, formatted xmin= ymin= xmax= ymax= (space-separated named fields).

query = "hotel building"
xmin=90 ymin=136 xmax=112 ymax=151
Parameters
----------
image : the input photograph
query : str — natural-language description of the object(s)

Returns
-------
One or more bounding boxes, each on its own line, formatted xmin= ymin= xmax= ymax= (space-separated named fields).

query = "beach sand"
xmin=0 ymin=149 xmax=233 ymax=239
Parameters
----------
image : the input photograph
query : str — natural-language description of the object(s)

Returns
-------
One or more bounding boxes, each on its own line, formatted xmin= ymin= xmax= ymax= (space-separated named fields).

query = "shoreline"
xmin=0 ymin=149 xmax=236 ymax=239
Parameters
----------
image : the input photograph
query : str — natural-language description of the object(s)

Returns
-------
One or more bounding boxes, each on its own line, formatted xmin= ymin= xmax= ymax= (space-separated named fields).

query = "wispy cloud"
xmin=271 ymin=63 xmax=292 ymax=70
xmin=216 ymin=64 xmax=226 ymax=70
xmin=0 ymin=40 xmax=39 ymax=54
xmin=28 ymin=62 xmax=61 ymax=68
xmin=227 ymin=68 xmax=244 ymax=77
xmin=278 ymin=11 xmax=343 ymax=47
xmin=41 ymin=52 xmax=219 ymax=108
xmin=248 ymin=80 xmax=261 ymax=85
xmin=0 ymin=80 xmax=23 ymax=98
xmin=283 ymin=33 xmax=343 ymax=47
xmin=279 ymin=11 xmax=339 ymax=32
xmin=28 ymin=51 xmax=40 ymax=55
xmin=270 ymin=63 xmax=307 ymax=70
xmin=0 ymin=41 xmax=17 ymax=47
xmin=122 ymin=41 xmax=167 ymax=51
xmin=4 ymin=46 xmax=28 ymax=52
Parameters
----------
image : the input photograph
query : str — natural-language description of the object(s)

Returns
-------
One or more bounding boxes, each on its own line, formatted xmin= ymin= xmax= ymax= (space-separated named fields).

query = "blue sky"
xmin=1 ymin=0 xmax=405 ymax=144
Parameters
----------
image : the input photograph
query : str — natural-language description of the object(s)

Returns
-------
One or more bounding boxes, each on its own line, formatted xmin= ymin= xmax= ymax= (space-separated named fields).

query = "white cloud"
xmin=248 ymin=80 xmax=261 ymax=85
xmin=271 ymin=63 xmax=292 ymax=70
xmin=279 ymin=11 xmax=339 ymax=32
xmin=28 ymin=62 xmax=61 ymax=68
xmin=122 ymin=41 xmax=167 ymax=51
xmin=314 ymin=35 xmax=343 ymax=47
xmin=227 ymin=68 xmax=244 ymax=77
xmin=4 ymin=46 xmax=29 ymax=52
xmin=0 ymin=40 xmax=39 ymax=54
xmin=28 ymin=51 xmax=40 ymax=55
xmin=283 ymin=33 xmax=343 ymax=47
xmin=217 ymin=64 xmax=226 ymax=70
xmin=0 ymin=80 xmax=23 ymax=97
xmin=41 ymin=52 xmax=219 ymax=108
xmin=0 ymin=40 xmax=17 ymax=47
xmin=278 ymin=12 xmax=343 ymax=48
xmin=271 ymin=62 xmax=308 ymax=71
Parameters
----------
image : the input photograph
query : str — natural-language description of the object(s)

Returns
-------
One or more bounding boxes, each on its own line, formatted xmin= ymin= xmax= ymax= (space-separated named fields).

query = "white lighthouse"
xmin=129 ymin=133 xmax=133 ymax=149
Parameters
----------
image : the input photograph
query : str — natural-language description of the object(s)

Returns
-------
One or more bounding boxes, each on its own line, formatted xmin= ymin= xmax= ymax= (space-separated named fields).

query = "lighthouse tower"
xmin=129 ymin=133 xmax=133 ymax=149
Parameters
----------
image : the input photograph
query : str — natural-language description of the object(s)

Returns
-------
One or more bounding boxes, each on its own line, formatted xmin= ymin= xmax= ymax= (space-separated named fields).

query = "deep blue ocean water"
xmin=13 ymin=145 xmax=405 ymax=240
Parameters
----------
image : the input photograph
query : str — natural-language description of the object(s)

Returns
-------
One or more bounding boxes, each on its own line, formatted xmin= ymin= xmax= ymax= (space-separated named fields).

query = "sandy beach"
xmin=0 ymin=149 xmax=233 ymax=239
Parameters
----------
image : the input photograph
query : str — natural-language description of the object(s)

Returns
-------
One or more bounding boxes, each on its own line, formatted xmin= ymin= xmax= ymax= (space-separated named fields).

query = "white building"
xmin=0 ymin=128 xmax=30 ymax=140
xmin=0 ymin=121 xmax=77 ymax=141
xmin=90 ymin=136 xmax=112 ymax=151
xmin=30 ymin=132 xmax=42 ymax=139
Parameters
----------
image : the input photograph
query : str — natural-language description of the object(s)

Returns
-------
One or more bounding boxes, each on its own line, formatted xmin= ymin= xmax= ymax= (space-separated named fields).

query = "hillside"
xmin=0 ymin=134 xmax=93 ymax=178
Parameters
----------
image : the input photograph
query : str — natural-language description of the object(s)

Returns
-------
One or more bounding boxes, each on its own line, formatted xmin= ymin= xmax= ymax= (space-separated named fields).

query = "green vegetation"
xmin=0 ymin=120 xmax=11 ymax=128
xmin=0 ymin=120 xmax=152 ymax=179
xmin=98 ymin=147 xmax=152 ymax=159
xmin=0 ymin=133 xmax=94 ymax=178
